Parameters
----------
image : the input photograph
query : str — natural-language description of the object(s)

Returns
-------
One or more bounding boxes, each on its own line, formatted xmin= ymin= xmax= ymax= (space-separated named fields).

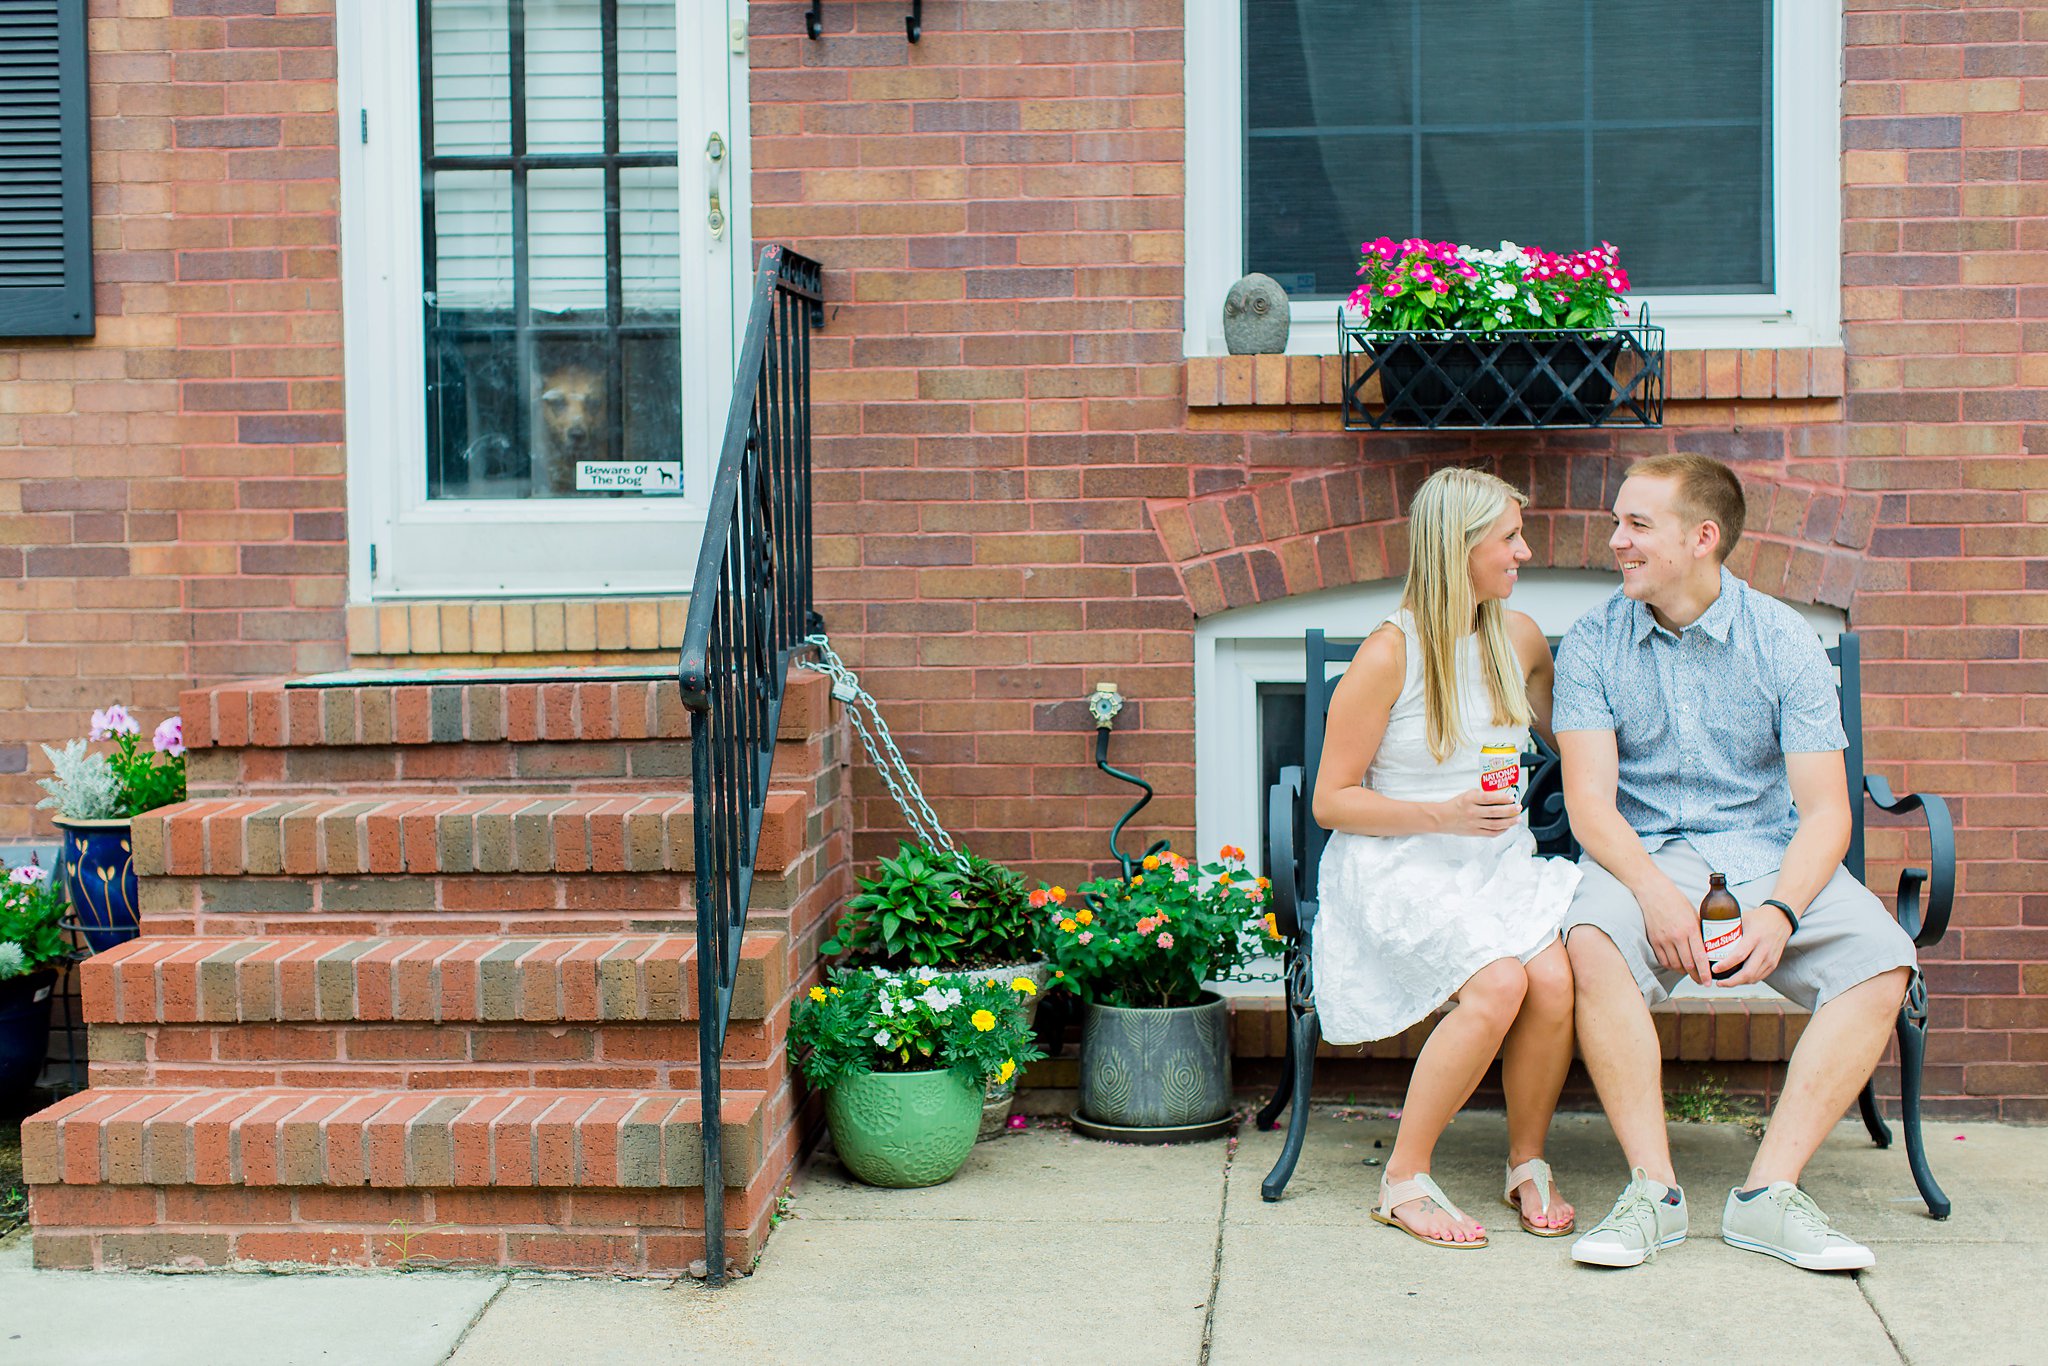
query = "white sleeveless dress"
xmin=1311 ymin=611 xmax=1582 ymax=1045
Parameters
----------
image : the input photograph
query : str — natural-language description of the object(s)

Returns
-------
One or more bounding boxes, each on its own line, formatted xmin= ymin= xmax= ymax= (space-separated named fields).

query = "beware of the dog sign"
xmin=574 ymin=461 xmax=684 ymax=494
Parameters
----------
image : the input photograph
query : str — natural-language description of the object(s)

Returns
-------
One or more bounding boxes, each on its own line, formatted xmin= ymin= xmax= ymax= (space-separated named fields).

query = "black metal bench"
xmin=1257 ymin=629 xmax=1956 ymax=1217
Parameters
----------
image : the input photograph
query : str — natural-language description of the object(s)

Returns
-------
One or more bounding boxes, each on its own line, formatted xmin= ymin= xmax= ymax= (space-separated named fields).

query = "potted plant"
xmin=1041 ymin=846 xmax=1277 ymax=1142
xmin=1342 ymin=236 xmax=1646 ymax=428
xmin=820 ymin=843 xmax=1049 ymax=1138
xmin=0 ymin=858 xmax=69 ymax=1102
xmin=787 ymin=967 xmax=1045 ymax=1188
xmin=36 ymin=706 xmax=187 ymax=952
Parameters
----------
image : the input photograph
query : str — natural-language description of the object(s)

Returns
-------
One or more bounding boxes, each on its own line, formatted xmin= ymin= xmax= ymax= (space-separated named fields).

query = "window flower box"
xmin=1339 ymin=237 xmax=1666 ymax=430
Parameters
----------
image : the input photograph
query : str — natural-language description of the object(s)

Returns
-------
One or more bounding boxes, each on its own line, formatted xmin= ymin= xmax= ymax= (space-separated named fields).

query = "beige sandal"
xmin=1502 ymin=1158 xmax=1575 ymax=1237
xmin=1371 ymin=1173 xmax=1489 ymax=1249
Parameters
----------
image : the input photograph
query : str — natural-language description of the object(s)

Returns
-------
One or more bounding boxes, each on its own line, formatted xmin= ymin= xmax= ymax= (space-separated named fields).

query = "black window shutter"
xmin=0 ymin=0 xmax=91 ymax=338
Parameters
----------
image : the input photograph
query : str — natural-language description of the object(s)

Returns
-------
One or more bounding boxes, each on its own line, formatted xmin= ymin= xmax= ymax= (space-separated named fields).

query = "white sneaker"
xmin=1570 ymin=1167 xmax=1689 ymax=1268
xmin=1721 ymin=1183 xmax=1875 ymax=1272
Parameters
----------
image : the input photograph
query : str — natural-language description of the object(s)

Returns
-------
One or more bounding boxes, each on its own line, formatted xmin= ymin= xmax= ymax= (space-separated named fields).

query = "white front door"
xmin=340 ymin=0 xmax=749 ymax=597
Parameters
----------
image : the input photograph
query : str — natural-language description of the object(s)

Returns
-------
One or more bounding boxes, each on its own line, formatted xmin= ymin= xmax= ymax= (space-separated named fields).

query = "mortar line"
xmin=1855 ymin=1273 xmax=1913 ymax=1366
xmin=440 ymin=1273 xmax=512 ymax=1364
xmin=1196 ymin=1127 xmax=1239 ymax=1366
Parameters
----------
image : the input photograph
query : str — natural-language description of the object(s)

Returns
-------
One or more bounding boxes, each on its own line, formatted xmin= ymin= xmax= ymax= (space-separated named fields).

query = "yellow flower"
xmin=1142 ymin=854 xmax=1160 ymax=871
xmin=1130 ymin=874 xmax=1144 ymax=886
xmin=1219 ymin=873 xmax=1233 ymax=886
xmin=971 ymin=1009 xmax=996 ymax=1032
xmin=1054 ymin=970 xmax=1065 ymax=979
xmin=919 ymin=977 xmax=933 ymax=986
xmin=1075 ymin=908 xmax=1092 ymax=926
xmin=1060 ymin=918 xmax=1077 ymax=933
xmin=997 ymin=1059 xmax=1017 ymax=1084
xmin=829 ymin=987 xmax=842 ymax=996
xmin=1264 ymin=912 xmax=1281 ymax=940
xmin=1256 ymin=876 xmax=1271 ymax=890
xmin=1050 ymin=886 xmax=1067 ymax=903
xmin=1010 ymin=977 xmax=1037 ymax=996
xmin=808 ymin=986 xmax=827 ymax=1003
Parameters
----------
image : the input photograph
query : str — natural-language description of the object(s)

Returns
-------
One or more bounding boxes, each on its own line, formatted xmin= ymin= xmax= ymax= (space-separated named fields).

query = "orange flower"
xmin=1142 ymin=854 xmax=1160 ymax=871
xmin=1050 ymin=886 xmax=1068 ymax=904
xmin=1256 ymin=876 xmax=1271 ymax=890
xmin=1075 ymin=908 xmax=1092 ymax=926
xmin=1219 ymin=873 xmax=1233 ymax=887
xmin=1059 ymin=918 xmax=1078 ymax=933
xmin=1029 ymin=889 xmax=1048 ymax=909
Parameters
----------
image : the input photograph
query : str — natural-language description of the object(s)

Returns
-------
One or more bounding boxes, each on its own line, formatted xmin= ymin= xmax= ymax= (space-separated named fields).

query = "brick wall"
xmin=1 ymin=0 xmax=2044 ymax=1112
xmin=0 ymin=0 xmax=349 ymax=842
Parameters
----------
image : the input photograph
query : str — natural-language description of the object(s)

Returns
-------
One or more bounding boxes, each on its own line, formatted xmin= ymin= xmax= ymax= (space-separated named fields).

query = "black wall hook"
xmin=805 ymin=1 xmax=921 ymax=42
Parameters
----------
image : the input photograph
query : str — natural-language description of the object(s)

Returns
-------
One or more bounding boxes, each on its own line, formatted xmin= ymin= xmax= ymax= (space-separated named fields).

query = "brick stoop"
xmin=26 ymin=662 xmax=853 ymax=1274
xmin=23 ymin=1088 xmax=780 ymax=1272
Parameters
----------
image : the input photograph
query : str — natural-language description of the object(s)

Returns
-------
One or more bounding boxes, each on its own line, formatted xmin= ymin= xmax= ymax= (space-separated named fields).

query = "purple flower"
xmin=153 ymin=715 xmax=185 ymax=757
xmin=7 ymin=864 xmax=48 ymax=886
xmin=90 ymin=704 xmax=139 ymax=741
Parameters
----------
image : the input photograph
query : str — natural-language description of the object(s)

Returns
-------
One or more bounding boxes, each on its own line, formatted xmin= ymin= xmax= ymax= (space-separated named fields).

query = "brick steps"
xmin=25 ymin=1086 xmax=786 ymax=1272
xmin=80 ymin=933 xmax=789 ymax=1092
xmin=83 ymin=933 xmax=786 ymax=1026
xmin=136 ymin=793 xmax=812 ymax=879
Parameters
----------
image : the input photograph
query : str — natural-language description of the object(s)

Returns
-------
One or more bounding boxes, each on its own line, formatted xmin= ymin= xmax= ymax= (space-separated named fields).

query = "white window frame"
xmin=337 ymin=0 xmax=752 ymax=600
xmin=1195 ymin=571 xmax=1845 ymax=1002
xmin=1184 ymin=0 xmax=1843 ymax=357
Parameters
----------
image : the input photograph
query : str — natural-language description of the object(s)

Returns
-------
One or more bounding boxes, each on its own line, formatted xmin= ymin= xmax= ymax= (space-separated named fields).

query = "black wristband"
xmin=1760 ymin=898 xmax=1799 ymax=934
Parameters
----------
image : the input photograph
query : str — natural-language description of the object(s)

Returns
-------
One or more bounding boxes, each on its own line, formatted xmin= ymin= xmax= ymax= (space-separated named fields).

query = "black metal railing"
xmin=1340 ymin=316 xmax=1666 ymax=430
xmin=676 ymin=244 xmax=823 ymax=1287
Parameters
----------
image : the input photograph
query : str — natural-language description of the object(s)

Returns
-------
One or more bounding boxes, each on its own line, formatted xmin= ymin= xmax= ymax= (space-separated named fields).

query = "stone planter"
xmin=1075 ymin=990 xmax=1232 ymax=1143
xmin=955 ymin=959 xmax=1049 ymax=1140
xmin=824 ymin=1067 xmax=983 ymax=1188
xmin=53 ymin=816 xmax=138 ymax=954
xmin=0 ymin=967 xmax=57 ymax=1102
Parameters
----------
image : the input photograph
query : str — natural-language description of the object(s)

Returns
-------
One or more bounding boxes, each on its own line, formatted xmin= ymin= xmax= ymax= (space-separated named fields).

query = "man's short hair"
xmin=1625 ymin=452 xmax=1745 ymax=561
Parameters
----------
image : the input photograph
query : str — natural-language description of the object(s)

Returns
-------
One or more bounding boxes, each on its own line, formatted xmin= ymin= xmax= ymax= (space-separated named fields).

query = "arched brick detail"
xmin=1147 ymin=456 xmax=1879 ymax=617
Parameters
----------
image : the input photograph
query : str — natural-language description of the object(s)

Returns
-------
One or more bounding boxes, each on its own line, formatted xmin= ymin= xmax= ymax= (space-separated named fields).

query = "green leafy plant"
xmin=950 ymin=852 xmax=1038 ymax=965
xmin=787 ymin=966 xmax=1045 ymax=1091
xmin=1346 ymin=237 xmax=1631 ymax=337
xmin=36 ymin=706 xmax=186 ymax=820
xmin=820 ymin=843 xmax=967 ymax=965
xmin=0 ymin=859 xmax=68 ymax=981
xmin=1037 ymin=846 xmax=1279 ymax=1010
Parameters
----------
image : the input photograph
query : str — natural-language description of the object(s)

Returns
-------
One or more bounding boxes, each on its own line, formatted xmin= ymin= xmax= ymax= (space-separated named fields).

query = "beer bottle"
xmin=1700 ymin=873 xmax=1743 ymax=981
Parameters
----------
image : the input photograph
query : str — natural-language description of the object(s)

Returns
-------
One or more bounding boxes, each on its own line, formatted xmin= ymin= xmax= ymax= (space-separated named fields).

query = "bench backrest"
xmin=1289 ymin=628 xmax=1868 ymax=905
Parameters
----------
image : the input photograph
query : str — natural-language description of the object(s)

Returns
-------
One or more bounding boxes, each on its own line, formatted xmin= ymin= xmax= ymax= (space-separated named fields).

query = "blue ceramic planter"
xmin=55 ymin=817 xmax=139 ymax=954
xmin=0 ymin=969 xmax=56 ymax=1100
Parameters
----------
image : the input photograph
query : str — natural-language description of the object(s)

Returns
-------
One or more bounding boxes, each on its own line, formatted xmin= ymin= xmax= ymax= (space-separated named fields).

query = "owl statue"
xmin=1223 ymin=273 xmax=1290 ymax=355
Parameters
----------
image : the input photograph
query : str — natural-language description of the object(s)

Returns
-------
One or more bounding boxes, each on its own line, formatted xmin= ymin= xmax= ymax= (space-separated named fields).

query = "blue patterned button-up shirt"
xmin=1551 ymin=567 xmax=1848 ymax=884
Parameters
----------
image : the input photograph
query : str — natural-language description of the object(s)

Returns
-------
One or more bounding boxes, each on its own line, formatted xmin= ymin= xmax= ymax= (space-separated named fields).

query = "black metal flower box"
xmin=1339 ymin=317 xmax=1666 ymax=431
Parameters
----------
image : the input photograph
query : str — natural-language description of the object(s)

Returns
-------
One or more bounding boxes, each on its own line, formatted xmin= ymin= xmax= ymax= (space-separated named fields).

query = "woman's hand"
xmin=1436 ymin=787 xmax=1522 ymax=838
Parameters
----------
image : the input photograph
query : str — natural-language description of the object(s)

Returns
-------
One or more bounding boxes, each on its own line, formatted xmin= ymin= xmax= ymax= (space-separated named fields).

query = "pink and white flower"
xmin=153 ymin=716 xmax=184 ymax=757
xmin=90 ymin=705 xmax=139 ymax=741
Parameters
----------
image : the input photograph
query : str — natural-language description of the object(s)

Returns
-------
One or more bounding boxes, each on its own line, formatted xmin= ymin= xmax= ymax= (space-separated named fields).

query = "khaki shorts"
xmin=1562 ymin=838 xmax=1917 ymax=1011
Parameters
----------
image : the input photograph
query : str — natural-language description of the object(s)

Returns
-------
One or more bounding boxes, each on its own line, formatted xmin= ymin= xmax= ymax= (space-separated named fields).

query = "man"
xmin=1551 ymin=453 xmax=1916 ymax=1272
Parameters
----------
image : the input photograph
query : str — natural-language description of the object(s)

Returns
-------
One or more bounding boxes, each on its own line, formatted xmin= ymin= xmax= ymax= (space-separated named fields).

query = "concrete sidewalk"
xmin=2 ymin=1108 xmax=2038 ymax=1365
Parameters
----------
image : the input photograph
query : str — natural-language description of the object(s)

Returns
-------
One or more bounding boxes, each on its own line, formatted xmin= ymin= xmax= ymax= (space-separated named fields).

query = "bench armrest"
xmin=1267 ymin=765 xmax=1305 ymax=939
xmin=1864 ymin=775 xmax=1955 ymax=948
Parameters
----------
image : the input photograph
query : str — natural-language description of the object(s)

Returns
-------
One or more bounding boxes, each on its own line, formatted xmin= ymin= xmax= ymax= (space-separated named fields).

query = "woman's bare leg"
xmin=1500 ymin=940 xmax=1576 ymax=1229
xmin=1383 ymin=957 xmax=1529 ymax=1242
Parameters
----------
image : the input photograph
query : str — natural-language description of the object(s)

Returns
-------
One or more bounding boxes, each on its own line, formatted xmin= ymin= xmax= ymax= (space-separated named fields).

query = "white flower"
xmin=873 ymin=1030 xmax=892 ymax=1047
xmin=8 ymin=864 xmax=49 ymax=886
xmin=917 ymin=986 xmax=952 ymax=1013
xmin=879 ymin=995 xmax=896 ymax=1017
xmin=1490 ymin=282 xmax=1516 ymax=300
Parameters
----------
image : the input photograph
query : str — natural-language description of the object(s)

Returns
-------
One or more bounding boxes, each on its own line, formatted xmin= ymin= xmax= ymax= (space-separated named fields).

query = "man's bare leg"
xmin=1566 ymin=926 xmax=1676 ymax=1185
xmin=1744 ymin=967 xmax=1910 ymax=1188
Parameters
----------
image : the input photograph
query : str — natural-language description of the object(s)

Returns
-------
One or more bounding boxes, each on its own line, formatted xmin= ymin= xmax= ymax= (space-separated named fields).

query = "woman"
xmin=1311 ymin=466 xmax=1581 ymax=1249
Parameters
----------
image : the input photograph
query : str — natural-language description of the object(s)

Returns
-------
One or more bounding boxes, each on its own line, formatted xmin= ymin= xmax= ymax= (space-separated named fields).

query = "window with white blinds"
xmin=421 ymin=0 xmax=682 ymax=500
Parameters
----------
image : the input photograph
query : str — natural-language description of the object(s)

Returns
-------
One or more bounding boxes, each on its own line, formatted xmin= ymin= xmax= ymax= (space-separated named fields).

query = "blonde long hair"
xmin=1401 ymin=467 xmax=1533 ymax=762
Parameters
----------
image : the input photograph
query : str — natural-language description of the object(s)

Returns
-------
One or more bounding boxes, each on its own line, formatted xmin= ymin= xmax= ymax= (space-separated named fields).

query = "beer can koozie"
xmin=1479 ymin=744 xmax=1520 ymax=795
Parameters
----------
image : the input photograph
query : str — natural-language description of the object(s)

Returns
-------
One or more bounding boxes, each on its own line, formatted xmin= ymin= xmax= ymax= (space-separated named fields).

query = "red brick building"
xmin=1 ymin=0 xmax=2042 ymax=1206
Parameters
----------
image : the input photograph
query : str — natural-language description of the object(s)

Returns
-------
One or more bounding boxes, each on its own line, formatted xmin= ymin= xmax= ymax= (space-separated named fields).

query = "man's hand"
xmin=1636 ymin=873 xmax=1711 ymax=985
xmin=1716 ymin=905 xmax=1794 ymax=987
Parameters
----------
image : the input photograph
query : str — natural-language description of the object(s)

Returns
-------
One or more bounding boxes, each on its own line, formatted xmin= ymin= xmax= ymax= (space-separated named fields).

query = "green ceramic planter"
xmin=825 ymin=1067 xmax=983 ymax=1188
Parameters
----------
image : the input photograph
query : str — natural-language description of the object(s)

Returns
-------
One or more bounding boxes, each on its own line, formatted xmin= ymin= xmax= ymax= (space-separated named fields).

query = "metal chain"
xmin=800 ymin=631 xmax=1290 ymax=986
xmin=797 ymin=634 xmax=966 ymax=866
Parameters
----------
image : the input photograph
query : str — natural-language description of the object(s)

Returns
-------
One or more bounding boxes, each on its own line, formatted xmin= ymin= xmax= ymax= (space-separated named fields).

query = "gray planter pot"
xmin=956 ymin=959 xmax=1049 ymax=1140
xmin=1078 ymin=991 xmax=1231 ymax=1131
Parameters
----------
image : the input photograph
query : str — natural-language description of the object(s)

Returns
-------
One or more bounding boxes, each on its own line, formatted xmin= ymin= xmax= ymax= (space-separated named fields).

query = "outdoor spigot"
xmin=1087 ymin=681 xmax=1123 ymax=729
